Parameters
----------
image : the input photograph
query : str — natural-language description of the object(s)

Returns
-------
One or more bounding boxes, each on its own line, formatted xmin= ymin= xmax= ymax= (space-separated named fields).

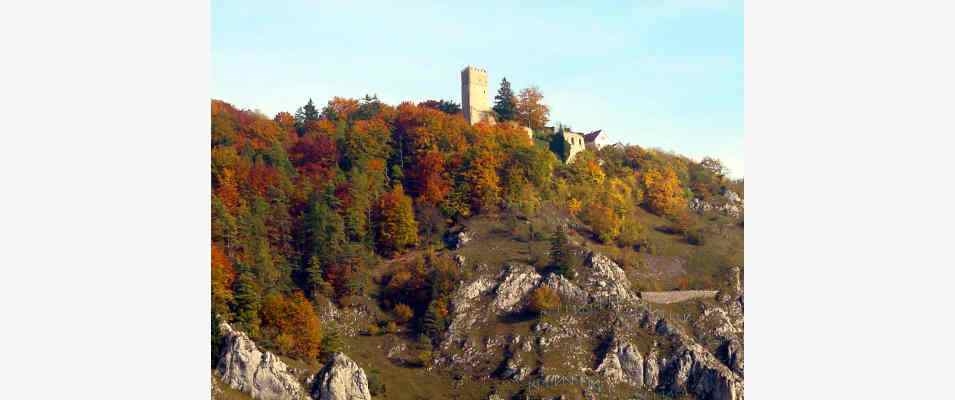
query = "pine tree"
xmin=306 ymin=188 xmax=346 ymax=265
xmin=421 ymin=301 xmax=444 ymax=338
xmin=212 ymin=312 xmax=222 ymax=368
xmin=550 ymin=226 xmax=573 ymax=278
xmin=294 ymin=98 xmax=320 ymax=134
xmin=492 ymin=78 xmax=517 ymax=121
xmin=233 ymin=264 xmax=261 ymax=336
xmin=306 ymin=255 xmax=334 ymax=299
xmin=320 ymin=321 xmax=343 ymax=360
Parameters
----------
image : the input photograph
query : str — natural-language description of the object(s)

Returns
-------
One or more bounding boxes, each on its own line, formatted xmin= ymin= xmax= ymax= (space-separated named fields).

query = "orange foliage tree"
xmin=260 ymin=291 xmax=323 ymax=359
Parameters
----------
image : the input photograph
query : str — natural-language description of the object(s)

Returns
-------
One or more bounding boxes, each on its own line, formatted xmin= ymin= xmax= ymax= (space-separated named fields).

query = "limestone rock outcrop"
xmin=215 ymin=321 xmax=306 ymax=400
xmin=493 ymin=263 xmax=542 ymax=313
xmin=311 ymin=353 xmax=371 ymax=400
xmin=596 ymin=340 xmax=644 ymax=386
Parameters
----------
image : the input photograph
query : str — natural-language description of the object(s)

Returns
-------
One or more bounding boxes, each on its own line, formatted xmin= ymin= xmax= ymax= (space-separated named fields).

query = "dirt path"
xmin=640 ymin=290 xmax=718 ymax=304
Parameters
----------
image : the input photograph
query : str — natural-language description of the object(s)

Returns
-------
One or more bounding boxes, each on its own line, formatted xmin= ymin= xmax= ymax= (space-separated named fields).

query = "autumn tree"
xmin=393 ymin=303 xmax=414 ymax=323
xmin=374 ymin=184 xmax=418 ymax=255
xmin=492 ymin=77 xmax=517 ymax=121
xmin=528 ymin=286 xmax=560 ymax=314
xmin=642 ymin=167 xmax=688 ymax=217
xmin=515 ymin=86 xmax=550 ymax=130
xmin=211 ymin=244 xmax=235 ymax=319
xmin=260 ymin=291 xmax=323 ymax=359
xmin=418 ymin=99 xmax=461 ymax=114
xmin=582 ymin=203 xmax=621 ymax=244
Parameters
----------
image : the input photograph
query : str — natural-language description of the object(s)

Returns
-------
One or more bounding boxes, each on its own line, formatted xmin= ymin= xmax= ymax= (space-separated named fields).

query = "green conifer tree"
xmin=493 ymin=78 xmax=518 ymax=121
xmin=320 ymin=322 xmax=344 ymax=360
xmin=550 ymin=226 xmax=573 ymax=278
xmin=233 ymin=264 xmax=261 ymax=336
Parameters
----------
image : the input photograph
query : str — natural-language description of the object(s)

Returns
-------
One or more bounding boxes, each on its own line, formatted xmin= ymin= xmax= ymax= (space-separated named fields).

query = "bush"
xmin=386 ymin=321 xmax=398 ymax=334
xmin=528 ymin=286 xmax=560 ymax=314
xmin=417 ymin=350 xmax=433 ymax=368
xmin=366 ymin=323 xmax=380 ymax=336
xmin=367 ymin=370 xmax=386 ymax=395
xmin=686 ymin=228 xmax=706 ymax=245
xmin=670 ymin=211 xmax=694 ymax=235
xmin=637 ymin=239 xmax=656 ymax=254
xmin=616 ymin=217 xmax=647 ymax=248
xmin=393 ymin=303 xmax=414 ymax=323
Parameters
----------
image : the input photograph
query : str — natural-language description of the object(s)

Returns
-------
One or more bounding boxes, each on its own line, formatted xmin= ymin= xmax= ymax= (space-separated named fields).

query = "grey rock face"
xmin=312 ymin=353 xmax=371 ymax=400
xmin=585 ymin=253 xmax=638 ymax=305
xmin=596 ymin=341 xmax=644 ymax=386
xmin=722 ymin=338 xmax=744 ymax=376
xmin=500 ymin=354 xmax=530 ymax=381
xmin=689 ymin=190 xmax=744 ymax=218
xmin=662 ymin=342 xmax=743 ymax=400
xmin=215 ymin=321 xmax=306 ymax=400
xmin=493 ymin=263 xmax=542 ymax=313
xmin=644 ymin=348 xmax=660 ymax=390
xmin=541 ymin=273 xmax=588 ymax=304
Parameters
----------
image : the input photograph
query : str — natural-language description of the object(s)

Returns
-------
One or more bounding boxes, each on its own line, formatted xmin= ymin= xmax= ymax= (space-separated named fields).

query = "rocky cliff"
xmin=435 ymin=250 xmax=744 ymax=399
xmin=215 ymin=321 xmax=307 ymax=400
xmin=214 ymin=322 xmax=371 ymax=400
xmin=311 ymin=353 xmax=371 ymax=400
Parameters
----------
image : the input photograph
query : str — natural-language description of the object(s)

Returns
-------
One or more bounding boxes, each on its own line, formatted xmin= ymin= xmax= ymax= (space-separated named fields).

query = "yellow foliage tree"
xmin=375 ymin=184 xmax=419 ymax=255
xmin=642 ymin=167 xmax=687 ymax=217
xmin=528 ymin=287 xmax=560 ymax=314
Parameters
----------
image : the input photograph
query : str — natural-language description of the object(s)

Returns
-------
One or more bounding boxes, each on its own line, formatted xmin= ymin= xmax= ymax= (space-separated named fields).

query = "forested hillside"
xmin=211 ymin=96 xmax=743 ymax=399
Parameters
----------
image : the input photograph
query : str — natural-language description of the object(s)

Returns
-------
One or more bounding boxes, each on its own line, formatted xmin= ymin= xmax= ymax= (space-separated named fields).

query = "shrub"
xmin=386 ymin=321 xmax=398 ymax=334
xmin=637 ymin=239 xmax=656 ymax=254
xmin=367 ymin=370 xmax=386 ymax=396
xmin=686 ymin=228 xmax=706 ymax=245
xmin=393 ymin=303 xmax=414 ymax=323
xmin=417 ymin=350 xmax=433 ymax=368
xmin=670 ymin=211 xmax=694 ymax=235
xmin=366 ymin=323 xmax=380 ymax=336
xmin=528 ymin=286 xmax=560 ymax=314
xmin=616 ymin=217 xmax=647 ymax=248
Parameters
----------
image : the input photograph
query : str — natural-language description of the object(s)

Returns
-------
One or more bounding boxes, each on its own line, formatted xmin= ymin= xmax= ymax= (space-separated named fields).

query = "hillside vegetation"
xmin=211 ymin=94 xmax=744 ymax=399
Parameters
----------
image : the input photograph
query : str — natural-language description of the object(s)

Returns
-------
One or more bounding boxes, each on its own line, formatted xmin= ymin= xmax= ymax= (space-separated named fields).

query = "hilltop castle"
xmin=460 ymin=66 xmax=606 ymax=162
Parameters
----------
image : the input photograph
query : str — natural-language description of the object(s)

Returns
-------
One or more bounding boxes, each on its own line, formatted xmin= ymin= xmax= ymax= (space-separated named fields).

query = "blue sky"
xmin=213 ymin=0 xmax=743 ymax=177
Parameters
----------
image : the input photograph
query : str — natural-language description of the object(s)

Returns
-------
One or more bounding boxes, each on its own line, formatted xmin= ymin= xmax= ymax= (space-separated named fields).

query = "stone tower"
xmin=461 ymin=66 xmax=492 ymax=125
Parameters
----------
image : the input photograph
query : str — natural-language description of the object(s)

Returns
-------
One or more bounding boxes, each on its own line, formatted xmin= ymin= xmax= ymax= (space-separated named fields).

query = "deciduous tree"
xmin=515 ymin=86 xmax=550 ymax=130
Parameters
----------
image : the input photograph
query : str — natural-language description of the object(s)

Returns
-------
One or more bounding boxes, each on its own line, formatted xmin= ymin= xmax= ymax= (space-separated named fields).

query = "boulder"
xmin=312 ymin=353 xmax=371 ymax=400
xmin=215 ymin=321 xmax=306 ymax=400
xmin=452 ymin=230 xmax=474 ymax=249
